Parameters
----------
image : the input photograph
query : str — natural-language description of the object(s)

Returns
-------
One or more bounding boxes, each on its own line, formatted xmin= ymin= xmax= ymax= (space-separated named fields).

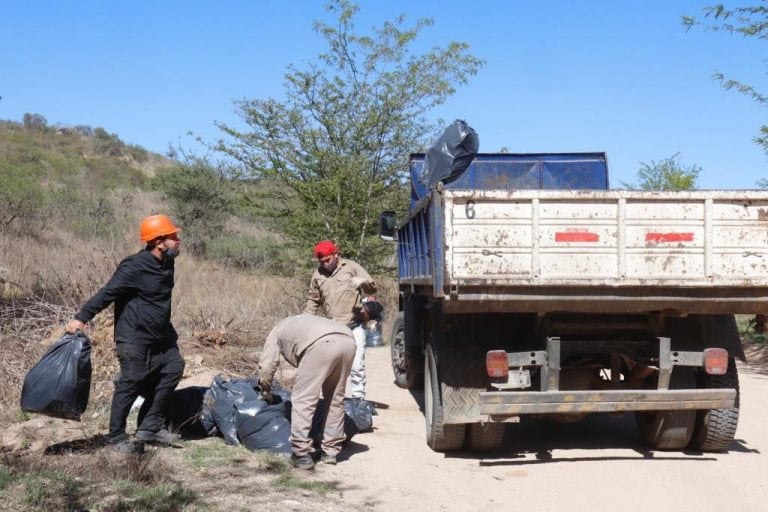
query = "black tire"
xmin=688 ymin=358 xmax=740 ymax=452
xmin=467 ymin=422 xmax=505 ymax=451
xmin=635 ymin=367 xmax=697 ymax=450
xmin=391 ymin=312 xmax=424 ymax=389
xmin=425 ymin=343 xmax=466 ymax=451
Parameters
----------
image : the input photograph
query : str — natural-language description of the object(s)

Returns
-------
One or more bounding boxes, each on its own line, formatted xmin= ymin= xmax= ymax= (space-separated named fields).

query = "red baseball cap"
xmin=314 ymin=240 xmax=338 ymax=258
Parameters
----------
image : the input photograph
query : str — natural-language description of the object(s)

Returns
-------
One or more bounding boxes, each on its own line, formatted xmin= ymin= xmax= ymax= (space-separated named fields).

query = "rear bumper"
xmin=480 ymin=388 xmax=736 ymax=416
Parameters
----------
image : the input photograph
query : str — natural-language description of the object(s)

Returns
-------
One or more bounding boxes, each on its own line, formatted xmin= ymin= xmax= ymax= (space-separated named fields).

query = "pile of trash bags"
xmin=19 ymin=333 xmax=376 ymax=455
xmin=164 ymin=375 xmax=377 ymax=454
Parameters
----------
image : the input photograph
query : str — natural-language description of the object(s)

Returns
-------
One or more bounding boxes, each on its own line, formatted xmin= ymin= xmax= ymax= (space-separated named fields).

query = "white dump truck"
xmin=380 ymin=149 xmax=768 ymax=453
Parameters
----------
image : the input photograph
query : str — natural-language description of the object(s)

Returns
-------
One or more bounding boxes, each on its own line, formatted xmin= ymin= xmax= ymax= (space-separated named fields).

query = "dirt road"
xmin=321 ymin=345 xmax=768 ymax=511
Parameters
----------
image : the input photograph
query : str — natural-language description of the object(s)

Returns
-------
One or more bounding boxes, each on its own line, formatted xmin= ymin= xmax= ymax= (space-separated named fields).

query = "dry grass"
xmin=1 ymin=204 xmax=399 ymax=510
xmin=174 ymin=257 xmax=305 ymax=336
xmin=0 ymin=231 xmax=126 ymax=307
xmin=0 ymin=223 xmax=400 ymax=423
xmin=0 ymin=430 xmax=346 ymax=511
xmin=0 ymin=335 xmax=44 ymax=426
xmin=0 ymin=442 xmax=200 ymax=511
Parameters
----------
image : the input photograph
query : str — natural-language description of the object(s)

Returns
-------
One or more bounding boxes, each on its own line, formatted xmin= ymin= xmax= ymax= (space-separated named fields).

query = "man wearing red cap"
xmin=305 ymin=240 xmax=376 ymax=399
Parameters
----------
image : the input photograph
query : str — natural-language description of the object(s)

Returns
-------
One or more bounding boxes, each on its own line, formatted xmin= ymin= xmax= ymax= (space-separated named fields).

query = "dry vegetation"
xmin=0 ymin=182 xmax=397 ymax=510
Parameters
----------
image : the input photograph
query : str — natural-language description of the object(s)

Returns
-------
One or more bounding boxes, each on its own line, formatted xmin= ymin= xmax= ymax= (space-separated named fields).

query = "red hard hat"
xmin=314 ymin=240 xmax=338 ymax=258
xmin=139 ymin=214 xmax=180 ymax=243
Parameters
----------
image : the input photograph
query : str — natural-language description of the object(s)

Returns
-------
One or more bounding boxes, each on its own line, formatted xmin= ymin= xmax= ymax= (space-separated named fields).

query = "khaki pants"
xmin=290 ymin=334 xmax=355 ymax=457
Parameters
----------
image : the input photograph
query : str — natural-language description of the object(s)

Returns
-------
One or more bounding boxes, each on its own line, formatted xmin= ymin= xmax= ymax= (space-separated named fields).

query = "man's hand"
xmin=259 ymin=378 xmax=273 ymax=403
xmin=65 ymin=319 xmax=85 ymax=334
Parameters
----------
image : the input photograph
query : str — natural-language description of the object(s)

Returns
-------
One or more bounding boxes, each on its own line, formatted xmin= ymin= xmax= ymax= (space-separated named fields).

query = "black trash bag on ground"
xmin=235 ymin=399 xmax=292 ymax=454
xmin=164 ymin=386 xmax=210 ymax=438
xmin=204 ymin=375 xmax=260 ymax=445
xmin=199 ymin=392 xmax=218 ymax=437
xmin=270 ymin=381 xmax=292 ymax=406
xmin=420 ymin=119 xmax=479 ymax=189
xmin=343 ymin=398 xmax=377 ymax=434
xmin=310 ymin=397 xmax=377 ymax=446
xmin=20 ymin=332 xmax=92 ymax=421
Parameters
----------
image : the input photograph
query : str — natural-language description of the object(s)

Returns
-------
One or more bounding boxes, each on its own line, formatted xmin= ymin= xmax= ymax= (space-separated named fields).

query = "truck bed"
xmin=397 ymin=188 xmax=768 ymax=314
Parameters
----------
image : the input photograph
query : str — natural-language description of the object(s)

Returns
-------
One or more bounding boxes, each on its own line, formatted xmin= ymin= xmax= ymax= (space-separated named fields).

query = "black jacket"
xmin=75 ymin=249 xmax=177 ymax=345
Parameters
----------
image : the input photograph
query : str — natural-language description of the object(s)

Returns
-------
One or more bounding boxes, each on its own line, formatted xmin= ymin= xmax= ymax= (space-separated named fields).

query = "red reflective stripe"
xmin=645 ymin=232 xmax=694 ymax=243
xmin=555 ymin=231 xmax=599 ymax=242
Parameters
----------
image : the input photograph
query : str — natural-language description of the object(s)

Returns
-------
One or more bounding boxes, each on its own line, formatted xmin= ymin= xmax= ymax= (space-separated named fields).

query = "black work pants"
xmin=107 ymin=341 xmax=185 ymax=441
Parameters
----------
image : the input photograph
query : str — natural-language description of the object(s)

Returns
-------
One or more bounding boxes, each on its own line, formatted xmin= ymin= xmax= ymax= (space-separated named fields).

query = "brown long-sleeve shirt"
xmin=304 ymin=257 xmax=376 ymax=325
xmin=258 ymin=314 xmax=354 ymax=384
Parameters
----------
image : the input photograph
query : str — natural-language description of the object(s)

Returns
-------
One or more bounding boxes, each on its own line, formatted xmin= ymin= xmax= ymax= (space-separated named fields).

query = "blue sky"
xmin=1 ymin=1 xmax=766 ymax=189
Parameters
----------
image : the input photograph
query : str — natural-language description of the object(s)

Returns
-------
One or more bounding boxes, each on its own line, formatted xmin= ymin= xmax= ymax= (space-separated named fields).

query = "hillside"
xmin=0 ymin=118 xmax=171 ymax=185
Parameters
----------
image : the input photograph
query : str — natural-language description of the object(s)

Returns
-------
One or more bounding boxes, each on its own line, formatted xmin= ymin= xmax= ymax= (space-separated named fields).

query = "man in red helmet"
xmin=65 ymin=214 xmax=185 ymax=452
xmin=304 ymin=240 xmax=376 ymax=399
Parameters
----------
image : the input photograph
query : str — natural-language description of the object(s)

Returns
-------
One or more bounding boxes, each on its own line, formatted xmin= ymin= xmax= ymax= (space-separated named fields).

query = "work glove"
xmin=350 ymin=276 xmax=368 ymax=289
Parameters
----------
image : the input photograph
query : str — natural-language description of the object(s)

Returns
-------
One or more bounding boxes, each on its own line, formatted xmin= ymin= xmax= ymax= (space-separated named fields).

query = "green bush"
xmin=206 ymin=234 xmax=292 ymax=273
xmin=0 ymin=162 xmax=45 ymax=232
xmin=93 ymin=127 xmax=125 ymax=156
xmin=152 ymin=157 xmax=233 ymax=256
xmin=127 ymin=144 xmax=150 ymax=163
xmin=44 ymin=188 xmax=128 ymax=241
xmin=22 ymin=113 xmax=48 ymax=131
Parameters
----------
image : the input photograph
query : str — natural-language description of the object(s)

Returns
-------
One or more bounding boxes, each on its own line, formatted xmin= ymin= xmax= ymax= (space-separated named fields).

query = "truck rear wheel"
xmin=391 ymin=312 xmax=424 ymax=389
xmin=425 ymin=343 xmax=466 ymax=451
xmin=636 ymin=409 xmax=696 ymax=450
xmin=635 ymin=368 xmax=696 ymax=450
xmin=467 ymin=423 xmax=505 ymax=451
xmin=688 ymin=358 xmax=739 ymax=452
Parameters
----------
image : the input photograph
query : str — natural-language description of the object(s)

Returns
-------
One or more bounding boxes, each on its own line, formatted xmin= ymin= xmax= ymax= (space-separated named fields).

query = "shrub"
xmin=127 ymin=144 xmax=149 ymax=163
xmin=22 ymin=113 xmax=47 ymax=131
xmin=0 ymin=163 xmax=45 ymax=232
xmin=206 ymin=234 xmax=293 ymax=273
xmin=152 ymin=157 xmax=233 ymax=256
xmin=93 ymin=127 xmax=124 ymax=156
xmin=44 ymin=188 xmax=128 ymax=242
xmin=74 ymin=125 xmax=94 ymax=136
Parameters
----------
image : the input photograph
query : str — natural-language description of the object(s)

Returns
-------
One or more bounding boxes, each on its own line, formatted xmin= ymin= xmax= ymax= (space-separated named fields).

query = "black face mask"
xmin=164 ymin=247 xmax=179 ymax=260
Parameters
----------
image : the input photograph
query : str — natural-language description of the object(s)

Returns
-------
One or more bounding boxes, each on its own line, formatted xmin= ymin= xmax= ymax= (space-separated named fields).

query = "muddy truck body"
xmin=380 ymin=151 xmax=768 ymax=452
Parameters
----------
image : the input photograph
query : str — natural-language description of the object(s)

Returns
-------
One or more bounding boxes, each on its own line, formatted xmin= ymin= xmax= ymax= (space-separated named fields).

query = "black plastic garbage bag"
xmin=310 ymin=397 xmax=377 ymax=445
xmin=270 ymin=381 xmax=292 ymax=406
xmin=205 ymin=375 xmax=260 ymax=445
xmin=164 ymin=386 xmax=210 ymax=438
xmin=235 ymin=399 xmax=292 ymax=454
xmin=199 ymin=392 xmax=217 ymax=437
xmin=420 ymin=119 xmax=479 ymax=189
xmin=20 ymin=332 xmax=92 ymax=421
xmin=343 ymin=398 xmax=377 ymax=434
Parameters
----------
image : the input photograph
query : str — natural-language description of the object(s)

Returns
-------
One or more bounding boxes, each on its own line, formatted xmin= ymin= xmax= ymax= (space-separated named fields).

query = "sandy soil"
xmin=318 ymin=342 xmax=768 ymax=511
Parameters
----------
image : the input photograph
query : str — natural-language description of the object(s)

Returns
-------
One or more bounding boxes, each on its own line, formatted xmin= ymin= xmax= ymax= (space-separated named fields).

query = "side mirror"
xmin=379 ymin=211 xmax=397 ymax=241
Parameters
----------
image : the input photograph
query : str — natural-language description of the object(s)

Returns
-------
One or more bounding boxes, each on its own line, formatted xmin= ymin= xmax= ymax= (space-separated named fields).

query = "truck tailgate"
xmin=440 ymin=189 xmax=768 ymax=313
